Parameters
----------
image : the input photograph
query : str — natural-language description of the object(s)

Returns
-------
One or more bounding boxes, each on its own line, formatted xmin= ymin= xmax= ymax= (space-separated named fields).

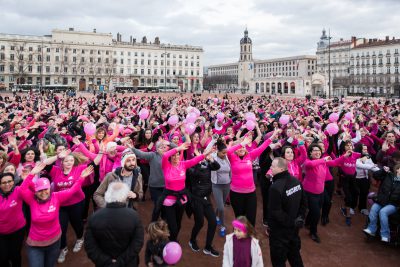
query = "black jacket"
xmin=84 ymin=202 xmax=144 ymax=267
xmin=373 ymin=169 xmax=400 ymax=206
xmin=187 ymin=160 xmax=220 ymax=198
xmin=267 ymin=171 xmax=306 ymax=230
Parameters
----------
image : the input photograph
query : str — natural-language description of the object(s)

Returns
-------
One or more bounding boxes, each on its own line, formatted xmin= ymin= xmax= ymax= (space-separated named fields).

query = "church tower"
xmin=240 ymin=28 xmax=252 ymax=61
xmin=238 ymin=28 xmax=254 ymax=91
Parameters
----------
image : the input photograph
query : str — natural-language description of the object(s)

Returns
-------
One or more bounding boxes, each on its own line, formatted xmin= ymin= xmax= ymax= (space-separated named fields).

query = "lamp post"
xmin=328 ymin=29 xmax=332 ymax=99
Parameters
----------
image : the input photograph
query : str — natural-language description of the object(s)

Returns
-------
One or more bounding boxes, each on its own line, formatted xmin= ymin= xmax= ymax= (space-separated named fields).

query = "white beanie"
xmin=121 ymin=151 xmax=136 ymax=167
xmin=106 ymin=142 xmax=117 ymax=152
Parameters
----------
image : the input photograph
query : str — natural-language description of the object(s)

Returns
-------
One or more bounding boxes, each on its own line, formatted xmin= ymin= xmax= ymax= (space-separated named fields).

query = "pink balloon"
xmin=118 ymin=124 xmax=124 ymax=132
xmin=192 ymin=107 xmax=201 ymax=117
xmin=168 ymin=115 xmax=179 ymax=126
xmin=245 ymin=112 xmax=256 ymax=122
xmin=279 ymin=115 xmax=290 ymax=125
xmin=317 ymin=100 xmax=324 ymax=106
xmin=139 ymin=108 xmax=149 ymax=120
xmin=84 ymin=122 xmax=96 ymax=136
xmin=186 ymin=112 xmax=197 ymax=123
xmin=245 ymin=120 xmax=256 ymax=131
xmin=329 ymin=112 xmax=339 ymax=122
xmin=345 ymin=112 xmax=354 ymax=121
xmin=213 ymin=98 xmax=218 ymax=103
xmin=163 ymin=242 xmax=182 ymax=265
xmin=326 ymin=123 xmax=339 ymax=135
xmin=185 ymin=123 xmax=196 ymax=135
xmin=217 ymin=112 xmax=225 ymax=122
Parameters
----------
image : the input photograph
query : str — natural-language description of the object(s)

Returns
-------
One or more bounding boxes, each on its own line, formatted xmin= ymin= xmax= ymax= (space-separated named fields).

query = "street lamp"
xmin=327 ymin=29 xmax=332 ymax=99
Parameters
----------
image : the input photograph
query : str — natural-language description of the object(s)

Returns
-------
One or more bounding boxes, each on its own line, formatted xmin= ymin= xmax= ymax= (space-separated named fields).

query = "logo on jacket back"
xmin=286 ymin=185 xmax=301 ymax=196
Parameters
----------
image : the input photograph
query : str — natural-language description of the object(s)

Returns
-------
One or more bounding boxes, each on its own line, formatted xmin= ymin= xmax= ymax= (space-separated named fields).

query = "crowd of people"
xmin=0 ymin=90 xmax=399 ymax=267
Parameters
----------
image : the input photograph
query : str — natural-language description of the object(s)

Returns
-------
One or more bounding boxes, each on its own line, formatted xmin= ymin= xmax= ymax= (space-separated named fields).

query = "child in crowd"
xmin=222 ymin=216 xmax=263 ymax=267
xmin=145 ymin=220 xmax=170 ymax=267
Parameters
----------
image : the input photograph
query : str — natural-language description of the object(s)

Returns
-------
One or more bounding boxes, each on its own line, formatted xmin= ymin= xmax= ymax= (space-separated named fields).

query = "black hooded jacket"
xmin=187 ymin=160 xmax=220 ymax=198
xmin=268 ymin=170 xmax=306 ymax=230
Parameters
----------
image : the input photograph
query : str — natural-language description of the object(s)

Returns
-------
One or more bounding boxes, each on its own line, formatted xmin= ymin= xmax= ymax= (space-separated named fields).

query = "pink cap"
xmin=34 ymin=178 xmax=50 ymax=192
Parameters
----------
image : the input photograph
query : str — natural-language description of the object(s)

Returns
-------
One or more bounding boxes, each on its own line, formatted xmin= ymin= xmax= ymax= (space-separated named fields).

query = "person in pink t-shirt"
xmin=21 ymin=163 xmax=93 ymax=267
xmin=227 ymin=129 xmax=278 ymax=226
xmin=160 ymin=142 xmax=213 ymax=241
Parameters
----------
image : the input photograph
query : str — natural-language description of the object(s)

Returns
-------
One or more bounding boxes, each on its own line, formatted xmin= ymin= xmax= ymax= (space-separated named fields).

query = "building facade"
xmin=0 ymin=28 xmax=204 ymax=91
xmin=349 ymin=37 xmax=400 ymax=97
xmin=206 ymin=29 xmax=317 ymax=96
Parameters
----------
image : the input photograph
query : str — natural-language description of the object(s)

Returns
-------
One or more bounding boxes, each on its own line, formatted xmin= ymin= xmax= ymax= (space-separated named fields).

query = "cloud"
xmin=0 ymin=0 xmax=399 ymax=66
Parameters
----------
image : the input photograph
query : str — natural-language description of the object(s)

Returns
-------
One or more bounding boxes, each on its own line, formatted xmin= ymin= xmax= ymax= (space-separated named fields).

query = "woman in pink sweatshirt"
xmin=45 ymin=151 xmax=91 ymax=263
xmin=20 ymin=163 xmax=93 ymax=267
xmin=227 ymin=130 xmax=278 ymax=226
xmin=0 ymin=170 xmax=32 ymax=267
xmin=303 ymin=143 xmax=351 ymax=243
xmin=161 ymin=142 xmax=211 ymax=241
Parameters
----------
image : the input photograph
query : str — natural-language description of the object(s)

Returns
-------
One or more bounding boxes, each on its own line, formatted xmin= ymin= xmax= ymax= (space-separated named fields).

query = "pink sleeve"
xmin=304 ymin=158 xmax=325 ymax=168
xmin=249 ymin=139 xmax=272 ymax=160
xmin=227 ymin=144 xmax=242 ymax=156
xmin=162 ymin=148 xmax=177 ymax=168
xmin=17 ymin=139 xmax=30 ymax=151
xmin=38 ymin=127 xmax=48 ymax=139
xmin=223 ymin=119 xmax=233 ymax=129
xmin=294 ymin=145 xmax=307 ymax=165
xmin=326 ymin=156 xmax=345 ymax=167
xmin=116 ymin=145 xmax=126 ymax=152
xmin=92 ymin=139 xmax=100 ymax=153
xmin=76 ymin=143 xmax=97 ymax=161
xmin=369 ymin=134 xmax=384 ymax=145
xmin=232 ymin=121 xmax=243 ymax=132
xmin=8 ymin=152 xmax=21 ymax=167
xmin=183 ymin=154 xmax=205 ymax=169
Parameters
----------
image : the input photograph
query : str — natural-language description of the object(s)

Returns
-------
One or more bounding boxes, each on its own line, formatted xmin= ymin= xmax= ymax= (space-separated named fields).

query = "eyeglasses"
xmin=1 ymin=180 xmax=14 ymax=185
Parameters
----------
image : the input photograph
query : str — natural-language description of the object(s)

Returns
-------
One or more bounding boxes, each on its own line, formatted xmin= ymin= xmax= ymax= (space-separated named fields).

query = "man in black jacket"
xmin=85 ymin=182 xmax=144 ymax=267
xmin=268 ymin=157 xmax=306 ymax=267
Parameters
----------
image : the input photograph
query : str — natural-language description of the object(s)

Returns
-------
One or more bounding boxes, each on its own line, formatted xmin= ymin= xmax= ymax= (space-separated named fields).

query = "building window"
xmin=46 ymin=66 xmax=50 ymax=73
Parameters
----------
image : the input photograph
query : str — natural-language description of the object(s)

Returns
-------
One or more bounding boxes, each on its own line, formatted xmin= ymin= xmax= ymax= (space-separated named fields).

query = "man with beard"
xmin=94 ymin=150 xmax=143 ymax=209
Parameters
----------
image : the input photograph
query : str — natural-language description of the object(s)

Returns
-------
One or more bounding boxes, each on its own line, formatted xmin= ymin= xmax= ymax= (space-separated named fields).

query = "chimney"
xmin=69 ymin=27 xmax=74 ymax=31
xmin=363 ymin=38 xmax=366 ymax=44
xmin=130 ymin=36 xmax=132 ymax=43
xmin=93 ymin=28 xmax=96 ymax=33
xmin=386 ymin=36 xmax=389 ymax=42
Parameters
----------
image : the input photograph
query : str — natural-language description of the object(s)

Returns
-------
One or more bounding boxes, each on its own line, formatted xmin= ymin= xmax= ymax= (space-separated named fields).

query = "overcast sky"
xmin=1 ymin=0 xmax=399 ymax=66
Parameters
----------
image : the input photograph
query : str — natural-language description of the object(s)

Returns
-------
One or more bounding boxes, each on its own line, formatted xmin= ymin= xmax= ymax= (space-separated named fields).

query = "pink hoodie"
xmin=302 ymin=156 xmax=345 ymax=194
xmin=50 ymin=164 xmax=87 ymax=206
xmin=161 ymin=148 xmax=205 ymax=206
xmin=0 ymin=177 xmax=31 ymax=234
xmin=267 ymin=145 xmax=307 ymax=181
xmin=20 ymin=175 xmax=84 ymax=246
xmin=228 ymin=138 xmax=272 ymax=193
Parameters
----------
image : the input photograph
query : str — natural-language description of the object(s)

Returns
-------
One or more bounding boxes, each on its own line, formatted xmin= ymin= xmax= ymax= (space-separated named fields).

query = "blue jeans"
xmin=26 ymin=239 xmax=60 ymax=267
xmin=367 ymin=203 xmax=398 ymax=239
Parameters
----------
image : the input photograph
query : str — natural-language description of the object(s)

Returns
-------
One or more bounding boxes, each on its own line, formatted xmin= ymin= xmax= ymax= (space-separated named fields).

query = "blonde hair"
xmin=147 ymin=220 xmax=170 ymax=243
xmin=62 ymin=152 xmax=88 ymax=167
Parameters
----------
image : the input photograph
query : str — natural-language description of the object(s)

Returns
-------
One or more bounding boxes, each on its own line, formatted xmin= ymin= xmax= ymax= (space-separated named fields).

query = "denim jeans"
xmin=367 ymin=203 xmax=398 ymax=239
xmin=26 ymin=239 xmax=60 ymax=267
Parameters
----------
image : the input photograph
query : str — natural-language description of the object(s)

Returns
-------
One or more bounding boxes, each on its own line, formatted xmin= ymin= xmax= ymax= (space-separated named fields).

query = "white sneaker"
xmin=363 ymin=228 xmax=375 ymax=237
xmin=349 ymin=208 xmax=355 ymax=215
xmin=73 ymin=238 xmax=84 ymax=253
xmin=58 ymin=248 xmax=68 ymax=263
xmin=381 ymin=237 xmax=389 ymax=243
xmin=361 ymin=209 xmax=369 ymax=216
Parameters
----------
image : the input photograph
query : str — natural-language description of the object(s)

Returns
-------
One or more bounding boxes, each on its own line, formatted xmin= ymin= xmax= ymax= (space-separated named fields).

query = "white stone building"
xmin=0 ymin=28 xmax=204 ymax=92
xmin=349 ymin=36 xmax=400 ymax=97
xmin=206 ymin=29 xmax=317 ymax=96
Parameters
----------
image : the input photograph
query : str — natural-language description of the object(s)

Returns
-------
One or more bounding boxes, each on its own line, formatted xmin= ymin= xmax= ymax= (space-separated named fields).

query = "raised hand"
xmin=177 ymin=142 xmax=190 ymax=152
xmin=81 ymin=165 xmax=94 ymax=178
xmin=30 ymin=162 xmax=46 ymax=175
xmin=58 ymin=149 xmax=71 ymax=159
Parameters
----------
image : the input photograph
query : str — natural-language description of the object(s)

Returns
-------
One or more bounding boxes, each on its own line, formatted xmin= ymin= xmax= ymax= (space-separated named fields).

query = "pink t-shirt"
xmin=0 ymin=185 xmax=27 ymax=234
xmin=50 ymin=164 xmax=87 ymax=206
xmin=228 ymin=139 xmax=272 ymax=193
xmin=20 ymin=177 xmax=83 ymax=243
xmin=161 ymin=148 xmax=205 ymax=206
